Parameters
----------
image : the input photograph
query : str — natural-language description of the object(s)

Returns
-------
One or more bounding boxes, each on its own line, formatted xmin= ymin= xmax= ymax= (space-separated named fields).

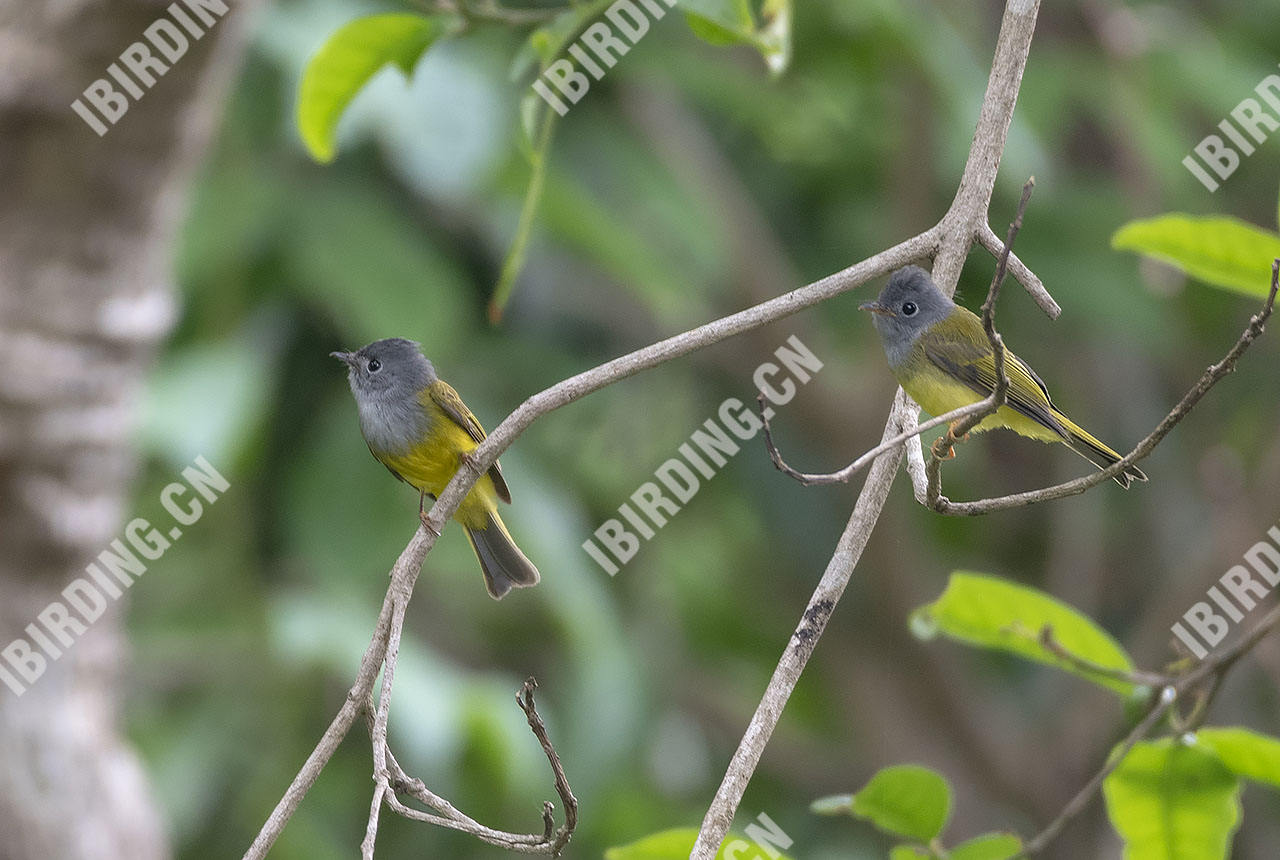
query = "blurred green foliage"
xmin=126 ymin=0 xmax=1280 ymax=858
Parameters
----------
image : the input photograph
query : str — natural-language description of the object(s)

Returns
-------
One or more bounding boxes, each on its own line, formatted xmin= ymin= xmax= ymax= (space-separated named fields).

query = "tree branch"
xmin=690 ymin=2 xmax=1044 ymax=855
xmin=1037 ymin=625 xmax=1172 ymax=688
xmin=757 ymin=177 xmax=1034 ymax=492
xmin=922 ymin=178 xmax=1033 ymax=503
xmin=1017 ymin=600 xmax=1280 ymax=857
xmin=919 ymin=260 xmax=1278 ymax=515
xmin=247 ymin=2 xmax=1059 ymax=855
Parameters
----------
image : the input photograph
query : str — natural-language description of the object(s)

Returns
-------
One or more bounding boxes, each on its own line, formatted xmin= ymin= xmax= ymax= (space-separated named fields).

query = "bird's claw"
xmin=419 ymin=511 xmax=441 ymax=537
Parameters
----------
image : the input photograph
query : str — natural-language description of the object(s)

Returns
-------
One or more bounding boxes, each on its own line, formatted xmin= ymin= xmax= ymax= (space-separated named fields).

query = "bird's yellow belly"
xmin=900 ymin=366 xmax=1061 ymax=443
xmin=380 ymin=418 xmax=498 ymax=529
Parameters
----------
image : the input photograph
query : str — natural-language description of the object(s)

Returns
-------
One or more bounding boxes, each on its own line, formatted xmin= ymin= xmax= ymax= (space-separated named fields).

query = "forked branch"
xmin=919 ymin=259 xmax=1278 ymax=514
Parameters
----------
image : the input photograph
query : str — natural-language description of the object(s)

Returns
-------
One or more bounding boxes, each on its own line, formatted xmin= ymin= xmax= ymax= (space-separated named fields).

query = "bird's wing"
xmin=427 ymin=380 xmax=513 ymax=504
xmin=921 ymin=332 xmax=1068 ymax=439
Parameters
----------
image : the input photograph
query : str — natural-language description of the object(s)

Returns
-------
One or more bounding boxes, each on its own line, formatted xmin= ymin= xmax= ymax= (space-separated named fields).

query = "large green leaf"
xmin=605 ymin=828 xmax=794 ymax=860
xmin=910 ymin=572 xmax=1137 ymax=695
xmin=1103 ymin=739 xmax=1241 ymax=860
xmin=950 ymin=833 xmax=1023 ymax=860
xmin=849 ymin=764 xmax=951 ymax=843
xmin=297 ymin=14 xmax=445 ymax=163
xmin=1111 ymin=214 xmax=1280 ymax=299
xmin=1197 ymin=727 xmax=1280 ymax=790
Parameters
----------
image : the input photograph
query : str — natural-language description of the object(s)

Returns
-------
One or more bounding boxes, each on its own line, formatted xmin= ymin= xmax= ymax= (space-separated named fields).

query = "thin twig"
xmin=1037 ymin=625 xmax=1173 ymax=688
xmin=361 ymin=591 xmax=408 ymax=859
xmin=924 ymin=177 xmax=1035 ymax=502
xmin=1017 ymin=685 xmax=1178 ymax=856
xmin=373 ymin=677 xmax=579 ymax=853
xmin=758 ymin=390 xmax=999 ymax=486
xmin=977 ymin=222 xmax=1060 ymax=319
xmin=923 ymin=260 xmax=1278 ymax=515
xmin=516 ymin=677 xmax=578 ymax=853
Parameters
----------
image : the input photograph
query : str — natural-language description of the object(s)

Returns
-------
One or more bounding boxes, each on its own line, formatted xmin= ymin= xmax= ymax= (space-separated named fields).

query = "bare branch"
xmin=926 ymin=261 xmax=1278 ymax=515
xmin=690 ymin=3 xmax=1045 ymax=854
xmin=1037 ymin=625 xmax=1173 ymax=688
xmin=243 ymin=523 xmax=578 ymax=857
xmin=243 ymin=531 xmax=424 ymax=860
xmin=516 ymin=678 xmax=578 ymax=854
xmin=759 ymin=389 xmax=999 ymax=486
xmin=377 ymin=678 xmax=579 ymax=854
xmin=977 ymin=221 xmax=1059 ymax=318
xmin=361 ymin=589 xmax=409 ymax=859
xmin=690 ymin=390 xmax=916 ymax=859
xmin=924 ymin=178 xmax=1035 ymax=505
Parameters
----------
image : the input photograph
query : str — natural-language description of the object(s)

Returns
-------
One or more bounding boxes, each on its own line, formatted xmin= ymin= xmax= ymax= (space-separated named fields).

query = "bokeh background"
xmin=5 ymin=0 xmax=1280 ymax=858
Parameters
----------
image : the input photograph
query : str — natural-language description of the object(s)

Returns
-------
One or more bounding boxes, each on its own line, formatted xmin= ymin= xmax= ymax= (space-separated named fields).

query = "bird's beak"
xmin=858 ymin=302 xmax=893 ymax=316
xmin=330 ymin=351 xmax=356 ymax=365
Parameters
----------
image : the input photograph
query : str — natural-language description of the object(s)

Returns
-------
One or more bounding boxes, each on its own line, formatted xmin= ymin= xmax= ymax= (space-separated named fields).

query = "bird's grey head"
xmin=332 ymin=338 xmax=436 ymax=399
xmin=331 ymin=338 xmax=437 ymax=453
xmin=859 ymin=266 xmax=955 ymax=365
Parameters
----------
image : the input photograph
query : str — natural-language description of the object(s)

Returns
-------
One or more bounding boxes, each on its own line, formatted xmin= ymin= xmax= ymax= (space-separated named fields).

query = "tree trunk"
xmin=0 ymin=1 xmax=253 ymax=856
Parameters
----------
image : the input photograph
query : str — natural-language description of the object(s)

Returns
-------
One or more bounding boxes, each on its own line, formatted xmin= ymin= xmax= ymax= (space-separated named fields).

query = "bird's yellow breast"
xmin=377 ymin=398 xmax=499 ymax=529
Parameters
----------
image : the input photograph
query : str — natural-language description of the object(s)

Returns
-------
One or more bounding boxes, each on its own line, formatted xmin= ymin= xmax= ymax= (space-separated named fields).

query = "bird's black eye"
xmin=901 ymin=301 xmax=918 ymax=316
xmin=367 ymin=358 xmax=381 ymax=372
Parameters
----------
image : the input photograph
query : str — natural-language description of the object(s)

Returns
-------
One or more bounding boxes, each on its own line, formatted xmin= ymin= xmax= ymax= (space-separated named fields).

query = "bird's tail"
xmin=1051 ymin=408 xmax=1148 ymax=489
xmin=465 ymin=512 xmax=540 ymax=600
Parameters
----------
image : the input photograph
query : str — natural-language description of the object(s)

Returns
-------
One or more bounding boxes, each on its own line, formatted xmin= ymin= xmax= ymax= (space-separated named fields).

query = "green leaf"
xmin=850 ymin=764 xmax=951 ymax=843
xmin=1103 ymin=738 xmax=1241 ymax=860
xmin=910 ymin=572 xmax=1137 ymax=695
xmin=297 ymin=14 xmax=444 ymax=163
xmin=950 ymin=833 xmax=1023 ymax=860
xmin=1111 ymin=214 xmax=1280 ymax=299
xmin=1197 ymin=727 xmax=1280 ymax=790
xmin=676 ymin=0 xmax=756 ymax=46
xmin=605 ymin=828 xmax=794 ymax=860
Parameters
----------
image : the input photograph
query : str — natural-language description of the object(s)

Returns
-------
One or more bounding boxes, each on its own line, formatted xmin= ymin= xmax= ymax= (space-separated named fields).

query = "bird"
xmin=859 ymin=265 xmax=1147 ymax=488
xmin=332 ymin=338 xmax=541 ymax=598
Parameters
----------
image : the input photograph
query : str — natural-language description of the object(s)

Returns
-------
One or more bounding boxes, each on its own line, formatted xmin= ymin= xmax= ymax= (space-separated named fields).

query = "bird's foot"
xmin=419 ymin=510 xmax=442 ymax=538
xmin=931 ymin=437 xmax=957 ymax=461
xmin=458 ymin=451 xmax=479 ymax=471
